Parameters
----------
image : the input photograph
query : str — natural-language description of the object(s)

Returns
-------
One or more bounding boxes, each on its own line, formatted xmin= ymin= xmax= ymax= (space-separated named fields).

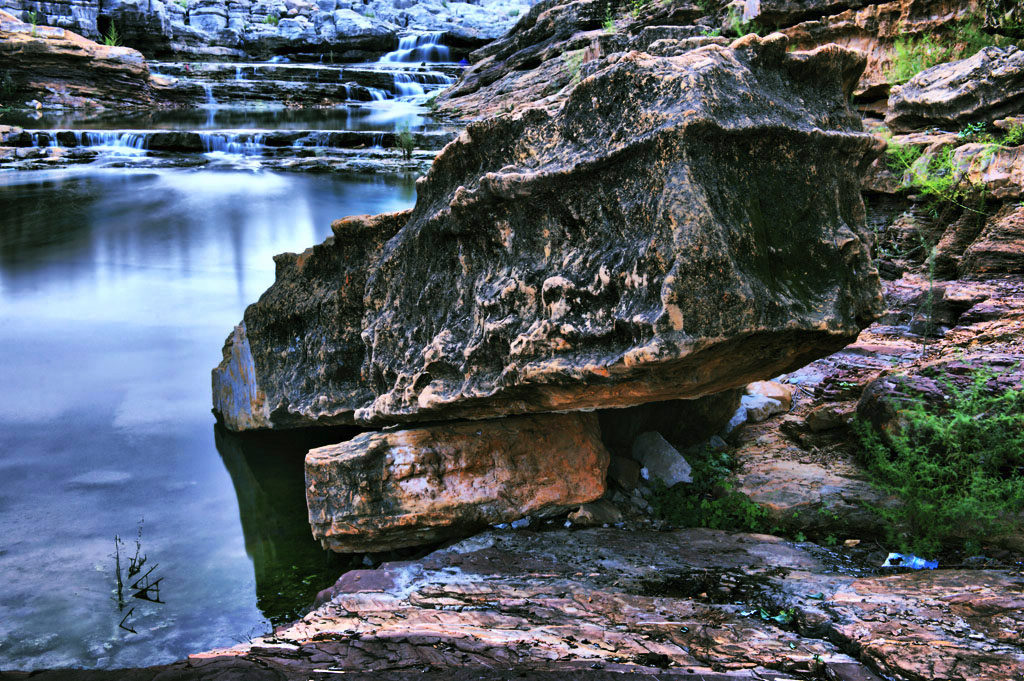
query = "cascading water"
xmin=379 ymin=32 xmax=451 ymax=63
xmin=80 ymin=131 xmax=149 ymax=155
xmin=199 ymin=132 xmax=267 ymax=155
xmin=392 ymin=72 xmax=425 ymax=97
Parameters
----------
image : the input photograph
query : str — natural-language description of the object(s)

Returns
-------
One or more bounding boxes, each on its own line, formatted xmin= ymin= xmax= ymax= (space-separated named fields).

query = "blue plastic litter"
xmin=883 ymin=552 xmax=938 ymax=570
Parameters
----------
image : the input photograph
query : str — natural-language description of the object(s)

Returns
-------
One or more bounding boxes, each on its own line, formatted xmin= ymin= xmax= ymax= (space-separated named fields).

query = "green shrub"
xmin=649 ymin=446 xmax=771 ymax=533
xmin=602 ymin=2 xmax=616 ymax=33
xmin=886 ymin=139 xmax=988 ymax=216
xmin=508 ymin=8 xmax=518 ymax=16
xmin=264 ymin=12 xmax=279 ymax=25
xmin=395 ymin=126 xmax=415 ymax=159
xmin=1002 ymin=122 xmax=1024 ymax=146
xmin=628 ymin=0 xmax=647 ymax=17
xmin=564 ymin=48 xmax=584 ymax=84
xmin=857 ymin=369 xmax=1024 ymax=555
xmin=885 ymin=138 xmax=923 ymax=175
xmin=726 ymin=6 xmax=760 ymax=37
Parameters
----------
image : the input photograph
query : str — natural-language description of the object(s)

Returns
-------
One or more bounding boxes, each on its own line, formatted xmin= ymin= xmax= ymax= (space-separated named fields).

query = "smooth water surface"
xmin=0 ymin=168 xmax=416 ymax=669
xmin=0 ymin=101 xmax=442 ymax=132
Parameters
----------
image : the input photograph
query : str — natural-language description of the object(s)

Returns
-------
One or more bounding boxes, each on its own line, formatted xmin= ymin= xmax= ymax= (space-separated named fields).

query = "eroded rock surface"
xmin=886 ymin=45 xmax=1024 ymax=133
xmin=305 ymin=412 xmax=608 ymax=552
xmin=213 ymin=35 xmax=883 ymax=431
xmin=0 ymin=10 xmax=168 ymax=109
xmin=183 ymin=527 xmax=1024 ymax=681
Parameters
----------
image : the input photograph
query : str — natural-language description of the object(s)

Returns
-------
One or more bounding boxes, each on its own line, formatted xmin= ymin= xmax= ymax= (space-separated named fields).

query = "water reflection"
xmin=0 ymin=102 xmax=445 ymax=132
xmin=214 ymin=425 xmax=365 ymax=624
xmin=0 ymin=168 xmax=415 ymax=669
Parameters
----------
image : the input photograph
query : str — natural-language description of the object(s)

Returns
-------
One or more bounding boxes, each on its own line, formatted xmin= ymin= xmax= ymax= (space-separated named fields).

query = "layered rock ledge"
xmin=0 ymin=10 xmax=173 ymax=109
xmin=306 ymin=412 xmax=609 ymax=552
xmin=212 ymin=34 xmax=884 ymax=431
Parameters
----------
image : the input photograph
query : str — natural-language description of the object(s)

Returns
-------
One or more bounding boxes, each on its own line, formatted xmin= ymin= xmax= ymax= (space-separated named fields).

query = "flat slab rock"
xmin=212 ymin=34 xmax=883 ymax=431
xmin=181 ymin=527 xmax=1024 ymax=681
xmin=886 ymin=45 xmax=1024 ymax=133
xmin=305 ymin=412 xmax=609 ymax=552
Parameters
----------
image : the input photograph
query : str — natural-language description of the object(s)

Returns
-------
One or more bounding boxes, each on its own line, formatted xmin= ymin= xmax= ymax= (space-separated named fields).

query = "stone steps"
xmin=20 ymin=127 xmax=456 ymax=153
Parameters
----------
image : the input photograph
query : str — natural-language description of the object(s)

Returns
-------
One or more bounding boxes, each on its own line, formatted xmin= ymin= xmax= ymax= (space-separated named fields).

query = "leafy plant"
xmin=628 ymin=0 xmax=647 ymax=17
xmin=395 ymin=126 xmax=415 ymax=159
xmin=649 ymin=446 xmax=771 ymax=533
xmin=602 ymin=2 xmax=616 ymax=33
xmin=102 ymin=21 xmax=122 ymax=46
xmin=174 ymin=0 xmax=188 ymax=8
xmin=1001 ymin=122 xmax=1024 ymax=146
xmin=264 ymin=12 xmax=279 ymax=25
xmin=856 ymin=368 xmax=1024 ymax=555
xmin=363 ymin=9 xmax=374 ymax=18
xmin=726 ymin=6 xmax=760 ymax=37
xmin=508 ymin=7 xmax=518 ymax=16
xmin=25 ymin=10 xmax=38 ymax=36
xmin=957 ymin=121 xmax=989 ymax=141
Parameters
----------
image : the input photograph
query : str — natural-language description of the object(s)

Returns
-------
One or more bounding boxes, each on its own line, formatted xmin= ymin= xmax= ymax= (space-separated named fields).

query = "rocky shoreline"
xmin=1 ymin=0 xmax=1023 ymax=678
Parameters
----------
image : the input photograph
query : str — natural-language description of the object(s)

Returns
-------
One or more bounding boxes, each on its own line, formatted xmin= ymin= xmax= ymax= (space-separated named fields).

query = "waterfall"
xmin=202 ymin=83 xmax=217 ymax=107
xmin=199 ymin=132 xmax=266 ymax=155
xmin=392 ymin=72 xmax=425 ymax=98
xmin=78 ymin=131 xmax=149 ymax=154
xmin=378 ymin=32 xmax=450 ymax=64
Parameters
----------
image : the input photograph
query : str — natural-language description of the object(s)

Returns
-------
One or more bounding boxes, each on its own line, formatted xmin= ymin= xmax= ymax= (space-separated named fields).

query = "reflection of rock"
xmin=306 ymin=413 xmax=608 ymax=553
xmin=213 ymin=35 xmax=883 ymax=431
xmin=214 ymin=424 xmax=361 ymax=623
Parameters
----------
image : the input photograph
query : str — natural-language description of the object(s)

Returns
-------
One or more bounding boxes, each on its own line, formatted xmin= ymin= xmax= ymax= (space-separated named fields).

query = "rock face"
xmin=963 ymin=202 xmax=1024 ymax=274
xmin=0 ymin=10 xmax=165 ymax=109
xmin=886 ymin=45 xmax=1024 ymax=133
xmin=1 ymin=0 xmax=529 ymax=59
xmin=213 ymin=35 xmax=883 ymax=431
xmin=305 ymin=413 xmax=608 ymax=552
xmin=778 ymin=0 xmax=979 ymax=100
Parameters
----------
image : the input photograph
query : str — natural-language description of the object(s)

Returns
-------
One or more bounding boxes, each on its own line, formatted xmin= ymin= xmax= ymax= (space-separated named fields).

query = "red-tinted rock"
xmin=305 ymin=412 xmax=608 ymax=552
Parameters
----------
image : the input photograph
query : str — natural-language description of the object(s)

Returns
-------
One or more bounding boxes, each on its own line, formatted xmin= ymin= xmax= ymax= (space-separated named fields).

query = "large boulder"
xmin=212 ymin=34 xmax=883 ymax=431
xmin=305 ymin=412 xmax=608 ymax=552
xmin=886 ymin=45 xmax=1024 ymax=133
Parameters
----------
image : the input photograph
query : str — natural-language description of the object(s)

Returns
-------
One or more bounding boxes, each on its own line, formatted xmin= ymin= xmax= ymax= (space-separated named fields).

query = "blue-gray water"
xmin=0 ymin=167 xmax=415 ymax=669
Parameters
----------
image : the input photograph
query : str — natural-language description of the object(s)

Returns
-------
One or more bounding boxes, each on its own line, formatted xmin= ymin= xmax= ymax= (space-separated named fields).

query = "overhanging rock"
xmin=213 ymin=34 xmax=883 ymax=431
